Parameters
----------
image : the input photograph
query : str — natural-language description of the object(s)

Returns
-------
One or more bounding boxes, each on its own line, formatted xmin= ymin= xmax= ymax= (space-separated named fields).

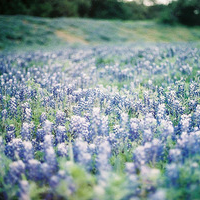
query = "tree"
xmin=90 ymin=0 xmax=132 ymax=20
xmin=160 ymin=0 xmax=200 ymax=26
xmin=174 ymin=0 xmax=200 ymax=26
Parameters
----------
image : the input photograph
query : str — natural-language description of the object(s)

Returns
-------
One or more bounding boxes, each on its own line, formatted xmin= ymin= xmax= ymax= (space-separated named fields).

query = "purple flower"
xmin=56 ymin=111 xmax=66 ymax=125
xmin=5 ymin=138 xmax=23 ymax=160
xmin=0 ymin=136 xmax=4 ymax=152
xmin=8 ymin=97 xmax=17 ymax=118
xmin=73 ymin=138 xmax=91 ymax=170
xmin=166 ymin=163 xmax=179 ymax=186
xmin=40 ymin=112 xmax=47 ymax=124
xmin=6 ymin=124 xmax=15 ymax=143
xmin=44 ymin=147 xmax=57 ymax=172
xmin=129 ymin=118 xmax=139 ymax=141
xmin=42 ymin=120 xmax=53 ymax=135
xmin=70 ymin=115 xmax=89 ymax=140
xmin=168 ymin=148 xmax=182 ymax=163
xmin=97 ymin=140 xmax=111 ymax=173
xmin=27 ymin=159 xmax=42 ymax=181
xmin=18 ymin=180 xmax=30 ymax=200
xmin=8 ymin=160 xmax=25 ymax=184
xmin=1 ymin=109 xmax=7 ymax=119
xmin=20 ymin=123 xmax=31 ymax=141
xmin=56 ymin=125 xmax=67 ymax=144
xmin=21 ymin=141 xmax=34 ymax=162
xmin=57 ymin=143 xmax=68 ymax=157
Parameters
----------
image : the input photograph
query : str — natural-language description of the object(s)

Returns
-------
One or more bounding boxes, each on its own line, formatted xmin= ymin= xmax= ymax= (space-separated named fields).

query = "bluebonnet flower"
xmin=49 ymin=98 xmax=56 ymax=109
xmin=73 ymin=138 xmax=91 ymax=170
xmin=165 ymin=163 xmax=179 ymax=186
xmin=140 ymin=165 xmax=160 ymax=192
xmin=42 ymin=120 xmax=53 ymax=135
xmin=133 ymin=145 xmax=146 ymax=168
xmin=148 ymin=189 xmax=166 ymax=200
xmin=43 ymin=134 xmax=54 ymax=149
xmin=23 ymin=107 xmax=32 ymax=122
xmin=143 ymin=91 xmax=150 ymax=106
xmin=90 ymin=107 xmax=108 ymax=138
xmin=133 ymin=139 xmax=163 ymax=167
xmin=0 ymin=136 xmax=4 ymax=152
xmin=53 ymin=84 xmax=61 ymax=98
xmin=5 ymin=138 xmax=23 ymax=160
xmin=30 ymin=88 xmax=37 ymax=100
xmin=6 ymin=124 xmax=15 ymax=143
xmin=18 ymin=180 xmax=30 ymax=200
xmin=176 ymin=81 xmax=185 ymax=97
xmin=19 ymin=87 xmax=27 ymax=101
xmin=56 ymin=125 xmax=67 ymax=144
xmin=44 ymin=145 xmax=57 ymax=172
xmin=188 ymin=99 xmax=197 ymax=111
xmin=168 ymin=148 xmax=182 ymax=163
xmin=97 ymin=140 xmax=111 ymax=173
xmin=56 ymin=110 xmax=66 ymax=126
xmin=69 ymin=115 xmax=89 ymax=140
xmin=146 ymin=139 xmax=163 ymax=163
xmin=8 ymin=97 xmax=17 ymax=118
xmin=113 ymin=124 xmax=122 ymax=139
xmin=189 ymin=82 xmax=199 ymax=97
xmin=156 ymin=104 xmax=166 ymax=123
xmin=176 ymin=131 xmax=200 ymax=158
xmin=142 ymin=129 xmax=153 ymax=144
xmin=27 ymin=159 xmax=42 ymax=181
xmin=8 ymin=160 xmax=25 ymax=184
xmin=171 ymin=99 xmax=183 ymax=117
xmin=40 ymin=162 xmax=52 ymax=181
xmin=57 ymin=143 xmax=68 ymax=157
xmin=194 ymin=105 xmax=200 ymax=128
xmin=141 ymin=113 xmax=157 ymax=133
xmin=21 ymin=122 xmax=31 ymax=141
xmin=158 ymin=120 xmax=174 ymax=141
xmin=88 ymin=143 xmax=96 ymax=155
xmin=119 ymin=112 xmax=129 ymax=139
xmin=129 ymin=118 xmax=140 ymax=141
xmin=49 ymin=175 xmax=60 ymax=188
xmin=125 ymin=162 xmax=136 ymax=175
xmin=179 ymin=114 xmax=191 ymax=133
xmin=36 ymin=128 xmax=45 ymax=143
xmin=72 ymin=105 xmax=81 ymax=116
xmin=22 ymin=141 xmax=34 ymax=163
xmin=100 ymin=115 xmax=109 ymax=137
xmin=1 ymin=109 xmax=7 ymax=120
xmin=40 ymin=112 xmax=47 ymax=124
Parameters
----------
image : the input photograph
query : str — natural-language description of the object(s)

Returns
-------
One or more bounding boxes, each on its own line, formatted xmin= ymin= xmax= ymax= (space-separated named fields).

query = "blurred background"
xmin=0 ymin=0 xmax=200 ymax=26
xmin=0 ymin=0 xmax=200 ymax=51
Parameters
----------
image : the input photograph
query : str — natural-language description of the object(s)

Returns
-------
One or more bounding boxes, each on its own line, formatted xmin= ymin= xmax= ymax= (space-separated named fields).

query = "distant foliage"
xmin=89 ymin=0 xmax=131 ymax=20
xmin=0 ymin=0 xmax=166 ymax=20
xmin=160 ymin=0 xmax=200 ymax=26
xmin=0 ymin=0 xmax=90 ymax=18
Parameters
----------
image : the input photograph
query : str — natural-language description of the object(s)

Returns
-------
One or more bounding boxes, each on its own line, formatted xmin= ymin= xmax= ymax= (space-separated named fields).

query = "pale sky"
xmin=125 ymin=0 xmax=173 ymax=6
xmin=154 ymin=0 xmax=172 ymax=4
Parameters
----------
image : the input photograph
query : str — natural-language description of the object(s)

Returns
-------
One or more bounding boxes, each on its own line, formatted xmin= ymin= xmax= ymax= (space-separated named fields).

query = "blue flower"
xmin=8 ymin=160 xmax=25 ymax=184
xmin=18 ymin=180 xmax=30 ymax=200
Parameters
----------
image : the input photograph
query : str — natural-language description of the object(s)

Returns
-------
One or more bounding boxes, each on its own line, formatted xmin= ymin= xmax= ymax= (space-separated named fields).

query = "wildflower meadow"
xmin=0 ymin=16 xmax=200 ymax=200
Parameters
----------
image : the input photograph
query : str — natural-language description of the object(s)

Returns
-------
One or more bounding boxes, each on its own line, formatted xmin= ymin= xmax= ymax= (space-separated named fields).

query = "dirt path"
xmin=55 ymin=30 xmax=89 ymax=45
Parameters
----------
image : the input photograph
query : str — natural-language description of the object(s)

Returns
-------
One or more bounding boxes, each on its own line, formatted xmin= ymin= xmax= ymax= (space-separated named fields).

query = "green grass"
xmin=1 ymin=15 xmax=200 ymax=51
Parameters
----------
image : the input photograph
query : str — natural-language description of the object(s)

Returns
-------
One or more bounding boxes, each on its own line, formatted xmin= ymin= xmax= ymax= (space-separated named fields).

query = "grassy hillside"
xmin=1 ymin=15 xmax=200 ymax=51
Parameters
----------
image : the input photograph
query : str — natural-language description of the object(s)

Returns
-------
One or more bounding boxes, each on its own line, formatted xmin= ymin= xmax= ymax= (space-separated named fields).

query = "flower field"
xmin=1 ymin=19 xmax=200 ymax=199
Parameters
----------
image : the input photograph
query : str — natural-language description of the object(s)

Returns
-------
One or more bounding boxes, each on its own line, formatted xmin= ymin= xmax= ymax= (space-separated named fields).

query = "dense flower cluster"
xmin=0 ymin=44 xmax=200 ymax=199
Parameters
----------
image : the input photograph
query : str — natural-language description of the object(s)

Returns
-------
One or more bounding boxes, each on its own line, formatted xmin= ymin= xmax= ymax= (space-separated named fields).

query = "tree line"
xmin=0 ymin=0 xmax=199 ymax=26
